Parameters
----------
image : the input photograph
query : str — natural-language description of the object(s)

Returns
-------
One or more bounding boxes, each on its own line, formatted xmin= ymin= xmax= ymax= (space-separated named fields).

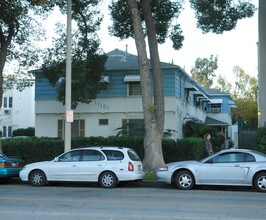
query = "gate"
xmin=238 ymin=117 xmax=257 ymax=149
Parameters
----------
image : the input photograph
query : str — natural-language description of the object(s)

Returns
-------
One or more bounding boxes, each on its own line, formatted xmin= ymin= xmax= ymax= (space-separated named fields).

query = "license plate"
xmin=138 ymin=165 xmax=142 ymax=171
xmin=11 ymin=163 xmax=17 ymax=167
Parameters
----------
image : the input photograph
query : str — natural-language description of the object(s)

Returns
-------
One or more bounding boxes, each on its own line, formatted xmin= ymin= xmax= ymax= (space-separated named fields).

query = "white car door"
xmin=199 ymin=152 xmax=245 ymax=185
xmin=48 ymin=150 xmax=83 ymax=181
xmin=78 ymin=150 xmax=106 ymax=181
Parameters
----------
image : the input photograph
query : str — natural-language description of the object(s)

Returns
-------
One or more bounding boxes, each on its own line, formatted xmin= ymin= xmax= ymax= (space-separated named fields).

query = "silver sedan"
xmin=156 ymin=149 xmax=266 ymax=192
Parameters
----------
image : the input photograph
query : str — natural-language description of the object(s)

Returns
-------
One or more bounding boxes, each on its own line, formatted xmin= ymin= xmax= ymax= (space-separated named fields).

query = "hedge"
xmin=2 ymin=136 xmax=205 ymax=165
xmin=255 ymin=127 xmax=266 ymax=154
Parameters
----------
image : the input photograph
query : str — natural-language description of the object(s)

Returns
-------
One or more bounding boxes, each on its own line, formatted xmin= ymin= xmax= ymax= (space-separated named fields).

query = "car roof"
xmin=71 ymin=146 xmax=130 ymax=151
xmin=217 ymin=148 xmax=266 ymax=157
xmin=219 ymin=148 xmax=253 ymax=153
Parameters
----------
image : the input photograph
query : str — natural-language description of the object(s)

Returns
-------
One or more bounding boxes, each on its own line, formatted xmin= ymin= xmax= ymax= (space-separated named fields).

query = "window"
xmin=58 ymin=150 xmax=83 ymax=162
xmin=122 ymin=119 xmax=144 ymax=136
xmin=2 ymin=126 xmax=12 ymax=138
xmin=58 ymin=119 xmax=85 ymax=139
xmin=99 ymin=119 xmax=108 ymax=126
xmin=3 ymin=97 xmax=12 ymax=109
xmin=9 ymin=97 xmax=12 ymax=108
xmin=211 ymin=152 xmax=245 ymax=163
xmin=128 ymin=82 xmax=141 ymax=96
xmin=102 ymin=150 xmax=124 ymax=160
xmin=128 ymin=149 xmax=141 ymax=161
xmin=244 ymin=153 xmax=255 ymax=162
xmin=82 ymin=150 xmax=105 ymax=161
xmin=210 ymin=104 xmax=221 ymax=113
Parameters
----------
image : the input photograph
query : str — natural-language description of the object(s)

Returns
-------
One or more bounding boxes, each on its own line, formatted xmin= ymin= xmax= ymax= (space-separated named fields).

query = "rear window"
xmin=127 ymin=150 xmax=140 ymax=161
xmin=102 ymin=150 xmax=124 ymax=160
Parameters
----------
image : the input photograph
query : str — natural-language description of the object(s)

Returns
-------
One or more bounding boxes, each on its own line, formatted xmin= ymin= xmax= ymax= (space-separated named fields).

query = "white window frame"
xmin=3 ymin=97 xmax=13 ymax=109
xmin=2 ymin=126 xmax=12 ymax=138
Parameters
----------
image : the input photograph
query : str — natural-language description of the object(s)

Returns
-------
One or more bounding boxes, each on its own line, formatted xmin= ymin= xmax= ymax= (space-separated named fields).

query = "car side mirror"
xmin=53 ymin=157 xmax=59 ymax=162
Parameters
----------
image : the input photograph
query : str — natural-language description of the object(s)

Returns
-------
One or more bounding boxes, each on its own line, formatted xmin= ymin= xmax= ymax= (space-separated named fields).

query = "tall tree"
xmin=216 ymin=66 xmax=258 ymax=128
xmin=1 ymin=0 xmax=106 ymax=109
xmin=0 ymin=0 xmax=53 ymax=109
xmin=0 ymin=0 xmax=55 ymax=152
xmin=232 ymin=66 xmax=258 ymax=128
xmin=191 ymin=55 xmax=218 ymax=87
xmin=40 ymin=0 xmax=106 ymax=108
xmin=0 ymin=0 xmax=105 ymax=154
xmin=110 ymin=0 xmax=183 ymax=171
xmin=109 ymin=0 xmax=255 ymax=171
xmin=216 ymin=74 xmax=233 ymax=94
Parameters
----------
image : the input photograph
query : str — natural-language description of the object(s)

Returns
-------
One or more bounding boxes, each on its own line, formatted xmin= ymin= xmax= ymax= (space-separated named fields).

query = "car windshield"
xmin=199 ymin=153 xmax=217 ymax=163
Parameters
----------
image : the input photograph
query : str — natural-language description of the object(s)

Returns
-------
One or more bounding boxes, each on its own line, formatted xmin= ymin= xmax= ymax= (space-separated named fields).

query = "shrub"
xmin=2 ymin=136 xmax=205 ymax=165
xmin=162 ymin=137 xmax=204 ymax=163
xmin=183 ymin=120 xmax=224 ymax=151
xmin=12 ymin=127 xmax=35 ymax=137
xmin=255 ymin=127 xmax=266 ymax=154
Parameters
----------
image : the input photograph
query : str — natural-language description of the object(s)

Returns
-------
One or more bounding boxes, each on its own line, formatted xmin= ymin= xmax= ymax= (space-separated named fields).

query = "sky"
xmin=98 ymin=0 xmax=259 ymax=84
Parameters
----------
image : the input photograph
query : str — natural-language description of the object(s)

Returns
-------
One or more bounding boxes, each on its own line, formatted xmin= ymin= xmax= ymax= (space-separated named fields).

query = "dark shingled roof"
xmin=105 ymin=49 xmax=179 ymax=70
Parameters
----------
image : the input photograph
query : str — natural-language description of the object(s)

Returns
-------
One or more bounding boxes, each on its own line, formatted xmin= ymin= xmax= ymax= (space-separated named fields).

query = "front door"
xmin=48 ymin=150 xmax=83 ymax=181
xmin=199 ymin=152 xmax=245 ymax=185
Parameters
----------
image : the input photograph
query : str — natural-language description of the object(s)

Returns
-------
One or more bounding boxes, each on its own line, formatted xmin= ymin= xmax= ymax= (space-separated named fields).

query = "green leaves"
xmin=191 ymin=55 xmax=218 ymax=87
xmin=189 ymin=0 xmax=256 ymax=34
xmin=40 ymin=0 xmax=106 ymax=109
xmin=109 ymin=0 xmax=184 ymax=49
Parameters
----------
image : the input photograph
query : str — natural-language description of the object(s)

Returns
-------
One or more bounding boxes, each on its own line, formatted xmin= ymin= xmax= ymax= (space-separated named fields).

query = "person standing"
xmin=204 ymin=133 xmax=214 ymax=156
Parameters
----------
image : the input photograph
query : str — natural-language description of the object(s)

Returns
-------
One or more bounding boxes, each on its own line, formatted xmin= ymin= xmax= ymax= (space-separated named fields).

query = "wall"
xmin=0 ymin=84 xmax=35 ymax=136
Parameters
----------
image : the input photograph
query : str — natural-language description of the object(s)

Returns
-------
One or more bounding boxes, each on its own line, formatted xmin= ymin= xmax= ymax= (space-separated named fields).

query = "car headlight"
xmin=158 ymin=166 xmax=168 ymax=171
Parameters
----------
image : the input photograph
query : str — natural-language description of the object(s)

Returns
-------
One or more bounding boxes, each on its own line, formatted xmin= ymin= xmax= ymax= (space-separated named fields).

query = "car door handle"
xmin=72 ymin=165 xmax=77 ymax=167
xmin=234 ymin=164 xmax=240 ymax=167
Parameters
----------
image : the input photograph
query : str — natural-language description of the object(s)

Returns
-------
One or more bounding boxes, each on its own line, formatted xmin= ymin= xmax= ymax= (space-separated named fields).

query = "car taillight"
xmin=0 ymin=162 xmax=21 ymax=167
xmin=128 ymin=162 xmax=134 ymax=171
xmin=0 ymin=162 xmax=11 ymax=167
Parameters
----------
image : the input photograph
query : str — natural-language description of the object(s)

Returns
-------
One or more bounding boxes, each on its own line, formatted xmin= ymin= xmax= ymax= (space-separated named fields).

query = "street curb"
xmin=138 ymin=180 xmax=170 ymax=188
xmin=8 ymin=177 xmax=169 ymax=188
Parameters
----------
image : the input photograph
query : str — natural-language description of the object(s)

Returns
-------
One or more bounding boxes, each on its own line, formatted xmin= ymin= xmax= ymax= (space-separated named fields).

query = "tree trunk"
xmin=140 ymin=0 xmax=165 ymax=171
xmin=126 ymin=0 xmax=164 ymax=172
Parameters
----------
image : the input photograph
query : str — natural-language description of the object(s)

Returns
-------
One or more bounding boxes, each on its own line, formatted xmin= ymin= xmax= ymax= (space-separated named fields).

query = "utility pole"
xmin=64 ymin=0 xmax=73 ymax=152
xmin=258 ymin=0 xmax=266 ymax=127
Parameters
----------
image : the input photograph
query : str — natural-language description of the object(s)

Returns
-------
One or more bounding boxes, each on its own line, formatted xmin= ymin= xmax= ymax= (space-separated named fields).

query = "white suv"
xmin=19 ymin=146 xmax=145 ymax=188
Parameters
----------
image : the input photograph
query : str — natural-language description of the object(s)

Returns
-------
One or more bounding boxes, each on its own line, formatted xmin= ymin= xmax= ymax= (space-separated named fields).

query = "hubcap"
xmin=179 ymin=174 xmax=192 ymax=188
xmin=102 ymin=174 xmax=114 ymax=187
xmin=258 ymin=175 xmax=266 ymax=191
xmin=32 ymin=173 xmax=43 ymax=185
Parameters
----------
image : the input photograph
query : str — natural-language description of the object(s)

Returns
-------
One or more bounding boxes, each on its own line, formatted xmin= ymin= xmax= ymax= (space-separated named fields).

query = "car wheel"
xmin=254 ymin=172 xmax=266 ymax=192
xmin=29 ymin=170 xmax=47 ymax=186
xmin=175 ymin=170 xmax=194 ymax=190
xmin=99 ymin=172 xmax=117 ymax=188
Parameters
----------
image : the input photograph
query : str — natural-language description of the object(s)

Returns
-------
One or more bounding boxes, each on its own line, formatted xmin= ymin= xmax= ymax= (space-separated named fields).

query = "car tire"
xmin=29 ymin=170 xmax=47 ymax=187
xmin=254 ymin=172 xmax=266 ymax=192
xmin=99 ymin=172 xmax=117 ymax=188
xmin=175 ymin=170 xmax=194 ymax=190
